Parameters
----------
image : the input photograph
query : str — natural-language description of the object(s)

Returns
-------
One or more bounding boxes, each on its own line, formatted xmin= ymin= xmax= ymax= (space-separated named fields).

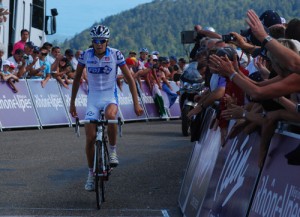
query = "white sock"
xmin=110 ymin=145 xmax=117 ymax=153
xmin=88 ymin=168 xmax=93 ymax=177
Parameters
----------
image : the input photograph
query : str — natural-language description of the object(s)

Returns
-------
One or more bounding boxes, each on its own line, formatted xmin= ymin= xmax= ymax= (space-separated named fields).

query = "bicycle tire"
xmin=95 ymin=140 xmax=105 ymax=209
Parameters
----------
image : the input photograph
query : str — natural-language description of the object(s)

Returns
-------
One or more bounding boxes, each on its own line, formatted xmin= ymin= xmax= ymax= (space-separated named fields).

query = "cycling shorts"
xmin=85 ymin=90 xmax=118 ymax=120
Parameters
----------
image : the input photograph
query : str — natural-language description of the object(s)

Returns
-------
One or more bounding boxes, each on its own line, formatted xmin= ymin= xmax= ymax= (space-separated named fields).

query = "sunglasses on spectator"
xmin=92 ymin=39 xmax=107 ymax=44
xmin=41 ymin=52 xmax=48 ymax=56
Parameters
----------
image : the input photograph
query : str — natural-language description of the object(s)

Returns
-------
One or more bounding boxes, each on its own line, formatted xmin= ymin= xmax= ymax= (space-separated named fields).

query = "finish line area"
xmin=0 ymin=120 xmax=190 ymax=217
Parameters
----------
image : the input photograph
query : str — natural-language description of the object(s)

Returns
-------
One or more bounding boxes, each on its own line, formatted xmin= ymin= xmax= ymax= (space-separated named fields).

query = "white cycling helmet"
xmin=90 ymin=25 xmax=110 ymax=39
xmin=139 ymin=48 xmax=149 ymax=53
xmin=203 ymin=26 xmax=216 ymax=32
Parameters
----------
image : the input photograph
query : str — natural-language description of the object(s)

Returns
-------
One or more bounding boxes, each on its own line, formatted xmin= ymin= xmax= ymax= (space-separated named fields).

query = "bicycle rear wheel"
xmin=95 ymin=140 xmax=105 ymax=209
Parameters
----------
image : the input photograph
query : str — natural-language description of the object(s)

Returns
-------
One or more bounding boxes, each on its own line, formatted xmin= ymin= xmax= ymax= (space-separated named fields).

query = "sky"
xmin=46 ymin=0 xmax=153 ymax=42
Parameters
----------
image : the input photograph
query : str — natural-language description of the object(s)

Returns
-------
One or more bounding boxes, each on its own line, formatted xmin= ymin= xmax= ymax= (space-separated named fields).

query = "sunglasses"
xmin=92 ymin=39 xmax=107 ymax=44
xmin=41 ymin=52 xmax=48 ymax=56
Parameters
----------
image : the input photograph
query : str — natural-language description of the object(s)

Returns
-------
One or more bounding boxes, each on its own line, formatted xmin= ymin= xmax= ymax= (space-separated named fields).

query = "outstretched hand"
xmin=246 ymin=9 xmax=268 ymax=42
xmin=209 ymin=55 xmax=235 ymax=78
xmin=221 ymin=104 xmax=244 ymax=120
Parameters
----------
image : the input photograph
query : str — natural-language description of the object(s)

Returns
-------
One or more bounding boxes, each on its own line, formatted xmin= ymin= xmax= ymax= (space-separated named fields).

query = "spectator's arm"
xmin=246 ymin=9 xmax=300 ymax=73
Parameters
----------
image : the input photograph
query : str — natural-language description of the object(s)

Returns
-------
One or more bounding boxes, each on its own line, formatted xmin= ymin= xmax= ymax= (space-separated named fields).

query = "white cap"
xmin=152 ymin=54 xmax=158 ymax=60
xmin=2 ymin=60 xmax=10 ymax=66
xmin=281 ymin=17 xmax=286 ymax=24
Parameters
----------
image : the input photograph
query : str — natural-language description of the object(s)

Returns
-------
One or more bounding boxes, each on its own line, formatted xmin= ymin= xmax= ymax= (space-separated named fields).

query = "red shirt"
xmin=12 ymin=40 xmax=25 ymax=54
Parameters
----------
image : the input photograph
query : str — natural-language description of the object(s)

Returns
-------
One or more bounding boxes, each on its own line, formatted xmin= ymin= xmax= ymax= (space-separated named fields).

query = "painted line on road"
xmin=0 ymin=207 xmax=169 ymax=216
xmin=161 ymin=209 xmax=170 ymax=217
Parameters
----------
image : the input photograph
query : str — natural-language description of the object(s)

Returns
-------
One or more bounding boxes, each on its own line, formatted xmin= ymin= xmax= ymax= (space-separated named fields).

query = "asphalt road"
xmin=0 ymin=119 xmax=192 ymax=217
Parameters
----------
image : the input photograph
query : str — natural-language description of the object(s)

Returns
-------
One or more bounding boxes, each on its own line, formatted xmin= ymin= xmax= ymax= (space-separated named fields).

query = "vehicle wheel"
xmin=181 ymin=106 xmax=191 ymax=136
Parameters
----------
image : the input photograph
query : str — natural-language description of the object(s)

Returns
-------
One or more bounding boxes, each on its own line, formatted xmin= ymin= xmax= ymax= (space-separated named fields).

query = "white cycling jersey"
xmin=78 ymin=47 xmax=126 ymax=92
xmin=78 ymin=46 xmax=126 ymax=120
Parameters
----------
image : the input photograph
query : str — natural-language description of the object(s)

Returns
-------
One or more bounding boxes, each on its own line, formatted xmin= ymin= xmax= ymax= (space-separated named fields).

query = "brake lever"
xmin=117 ymin=117 xmax=124 ymax=137
xmin=75 ymin=117 xmax=80 ymax=137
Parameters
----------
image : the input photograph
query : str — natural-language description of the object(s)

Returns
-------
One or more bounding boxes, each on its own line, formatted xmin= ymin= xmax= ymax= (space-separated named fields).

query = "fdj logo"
xmin=88 ymin=66 xmax=112 ymax=74
xmin=86 ymin=111 xmax=95 ymax=116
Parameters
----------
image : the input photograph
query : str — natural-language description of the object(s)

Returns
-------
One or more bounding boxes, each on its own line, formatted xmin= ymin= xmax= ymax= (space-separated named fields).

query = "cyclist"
xmin=69 ymin=25 xmax=143 ymax=191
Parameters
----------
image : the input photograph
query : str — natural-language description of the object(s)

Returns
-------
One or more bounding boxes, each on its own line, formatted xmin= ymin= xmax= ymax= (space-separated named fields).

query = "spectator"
xmin=22 ymin=41 xmax=37 ymax=78
xmin=29 ymin=46 xmax=51 ymax=88
xmin=221 ymin=38 xmax=300 ymax=167
xmin=285 ymin=18 xmax=300 ymax=41
xmin=12 ymin=29 xmax=29 ymax=54
xmin=169 ymin=55 xmax=180 ymax=81
xmin=47 ymin=46 xmax=62 ymax=67
xmin=75 ymin=50 xmax=83 ymax=61
xmin=150 ymin=57 xmax=178 ymax=117
xmin=64 ymin=48 xmax=77 ymax=79
xmin=74 ymin=49 xmax=88 ymax=84
xmin=151 ymin=50 xmax=160 ymax=57
xmin=43 ymin=42 xmax=53 ymax=53
xmin=134 ymin=47 xmax=151 ymax=88
xmin=0 ymin=60 xmax=19 ymax=93
xmin=210 ymin=11 xmax=300 ymax=99
xmin=7 ymin=48 xmax=26 ymax=78
xmin=117 ymin=57 xmax=138 ymax=91
xmin=178 ymin=57 xmax=188 ymax=72
xmin=158 ymin=56 xmax=171 ymax=79
xmin=128 ymin=50 xmax=137 ymax=58
xmin=52 ymin=57 xmax=72 ymax=89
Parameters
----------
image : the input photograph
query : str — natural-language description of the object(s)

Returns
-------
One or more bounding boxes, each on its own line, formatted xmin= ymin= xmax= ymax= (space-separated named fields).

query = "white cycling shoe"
xmin=109 ymin=152 xmax=119 ymax=167
xmin=85 ymin=176 xmax=95 ymax=191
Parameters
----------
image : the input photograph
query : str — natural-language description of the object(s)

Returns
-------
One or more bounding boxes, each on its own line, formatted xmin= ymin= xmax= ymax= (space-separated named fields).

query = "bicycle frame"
xmin=75 ymin=110 xmax=123 ymax=209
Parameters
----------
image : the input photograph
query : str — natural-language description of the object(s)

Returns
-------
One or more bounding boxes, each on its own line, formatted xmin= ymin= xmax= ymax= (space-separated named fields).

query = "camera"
xmin=23 ymin=54 xmax=29 ymax=60
xmin=181 ymin=30 xmax=197 ymax=44
xmin=181 ymin=30 xmax=206 ymax=44
xmin=222 ymin=34 xmax=235 ymax=43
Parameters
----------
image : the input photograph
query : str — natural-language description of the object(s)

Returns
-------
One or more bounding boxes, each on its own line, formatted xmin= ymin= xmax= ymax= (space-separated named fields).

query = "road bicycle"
xmin=75 ymin=110 xmax=123 ymax=209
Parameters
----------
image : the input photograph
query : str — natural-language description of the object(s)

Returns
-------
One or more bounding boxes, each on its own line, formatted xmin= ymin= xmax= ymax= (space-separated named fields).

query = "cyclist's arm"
xmin=120 ymin=64 xmax=139 ymax=106
xmin=70 ymin=64 xmax=84 ymax=117
xmin=120 ymin=64 xmax=143 ymax=116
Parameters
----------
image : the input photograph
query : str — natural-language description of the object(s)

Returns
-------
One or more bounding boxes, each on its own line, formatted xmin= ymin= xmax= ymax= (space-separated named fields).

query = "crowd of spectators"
xmin=117 ymin=48 xmax=188 ymax=118
xmin=0 ymin=29 xmax=85 ymax=92
xmin=183 ymin=9 xmax=300 ymax=167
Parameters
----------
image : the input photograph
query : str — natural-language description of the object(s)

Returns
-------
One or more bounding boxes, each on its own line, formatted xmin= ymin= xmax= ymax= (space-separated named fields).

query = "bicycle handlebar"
xmin=75 ymin=117 xmax=124 ymax=137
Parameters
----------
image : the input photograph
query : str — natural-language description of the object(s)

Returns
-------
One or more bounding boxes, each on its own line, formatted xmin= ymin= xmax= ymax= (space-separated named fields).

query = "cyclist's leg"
xmin=105 ymin=103 xmax=119 ymax=166
xmin=84 ymin=123 xmax=97 ymax=191
xmin=84 ymin=101 xmax=99 ymax=191
xmin=85 ymin=123 xmax=97 ymax=169
xmin=105 ymin=103 xmax=118 ymax=146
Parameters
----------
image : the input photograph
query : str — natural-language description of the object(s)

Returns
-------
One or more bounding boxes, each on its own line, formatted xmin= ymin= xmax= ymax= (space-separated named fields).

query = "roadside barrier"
xmin=178 ymin=107 xmax=300 ymax=217
xmin=0 ymin=79 xmax=180 ymax=131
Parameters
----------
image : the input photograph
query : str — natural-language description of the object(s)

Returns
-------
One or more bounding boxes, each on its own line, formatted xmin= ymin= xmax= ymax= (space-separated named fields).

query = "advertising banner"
xmin=139 ymin=81 xmax=160 ymax=119
xmin=60 ymin=82 xmax=88 ymax=124
xmin=199 ymin=131 xmax=261 ymax=217
xmin=27 ymin=79 xmax=70 ymax=126
xmin=248 ymin=133 xmax=300 ymax=217
xmin=0 ymin=80 xmax=39 ymax=129
xmin=178 ymin=107 xmax=216 ymax=211
xmin=183 ymin=126 xmax=221 ymax=217
xmin=117 ymin=82 xmax=147 ymax=121
xmin=178 ymin=141 xmax=202 ymax=211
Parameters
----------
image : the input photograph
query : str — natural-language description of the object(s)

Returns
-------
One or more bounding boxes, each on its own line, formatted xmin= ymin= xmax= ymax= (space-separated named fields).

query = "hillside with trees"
xmin=56 ymin=0 xmax=300 ymax=58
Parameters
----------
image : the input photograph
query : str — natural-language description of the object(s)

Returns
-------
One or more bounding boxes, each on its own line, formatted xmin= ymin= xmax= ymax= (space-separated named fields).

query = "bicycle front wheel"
xmin=95 ymin=140 xmax=105 ymax=209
